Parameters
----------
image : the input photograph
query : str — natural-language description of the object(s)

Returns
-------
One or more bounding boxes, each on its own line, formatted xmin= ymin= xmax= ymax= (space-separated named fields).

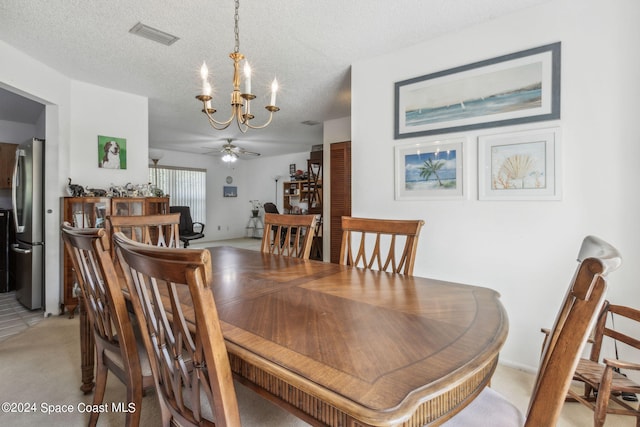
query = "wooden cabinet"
xmin=60 ymin=196 xmax=169 ymax=316
xmin=145 ymin=197 xmax=170 ymax=214
xmin=0 ymin=143 xmax=18 ymax=189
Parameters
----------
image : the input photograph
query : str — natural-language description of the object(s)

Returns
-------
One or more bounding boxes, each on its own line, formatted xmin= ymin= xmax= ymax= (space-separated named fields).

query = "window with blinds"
xmin=149 ymin=166 xmax=206 ymax=223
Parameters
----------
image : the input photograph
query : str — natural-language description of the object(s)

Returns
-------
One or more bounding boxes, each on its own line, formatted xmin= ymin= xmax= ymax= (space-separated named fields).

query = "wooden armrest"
xmin=603 ymin=358 xmax=640 ymax=371
xmin=539 ymin=328 xmax=550 ymax=355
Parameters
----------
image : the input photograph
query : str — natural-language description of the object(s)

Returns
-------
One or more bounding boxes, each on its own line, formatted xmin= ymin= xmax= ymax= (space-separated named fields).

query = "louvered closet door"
xmin=330 ymin=141 xmax=351 ymax=264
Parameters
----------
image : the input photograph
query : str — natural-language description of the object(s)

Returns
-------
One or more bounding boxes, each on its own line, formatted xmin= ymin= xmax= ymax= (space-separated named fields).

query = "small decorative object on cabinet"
xmin=0 ymin=143 xmax=19 ymax=189
xmin=60 ymin=196 xmax=169 ymax=317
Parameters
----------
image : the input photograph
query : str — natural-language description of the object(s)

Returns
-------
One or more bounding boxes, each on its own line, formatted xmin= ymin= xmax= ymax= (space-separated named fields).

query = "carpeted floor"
xmin=0 ymin=314 xmax=310 ymax=426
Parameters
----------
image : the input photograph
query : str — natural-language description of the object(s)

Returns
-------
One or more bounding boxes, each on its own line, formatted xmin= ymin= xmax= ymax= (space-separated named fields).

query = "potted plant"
xmin=249 ymin=200 xmax=262 ymax=217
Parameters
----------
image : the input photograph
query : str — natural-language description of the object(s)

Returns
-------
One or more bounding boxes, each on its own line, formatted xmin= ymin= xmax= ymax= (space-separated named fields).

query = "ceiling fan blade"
xmin=203 ymin=139 xmax=261 ymax=159
xmin=237 ymin=148 xmax=260 ymax=156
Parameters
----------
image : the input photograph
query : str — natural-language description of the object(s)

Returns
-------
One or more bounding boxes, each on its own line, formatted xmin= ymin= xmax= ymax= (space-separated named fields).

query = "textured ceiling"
xmin=0 ymin=0 xmax=552 ymax=157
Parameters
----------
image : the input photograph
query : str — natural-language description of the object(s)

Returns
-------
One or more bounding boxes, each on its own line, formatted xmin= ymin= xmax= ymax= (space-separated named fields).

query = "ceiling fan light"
xmin=222 ymin=153 xmax=237 ymax=163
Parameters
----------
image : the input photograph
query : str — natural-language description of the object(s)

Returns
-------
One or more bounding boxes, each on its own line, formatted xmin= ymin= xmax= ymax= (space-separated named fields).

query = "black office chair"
xmin=169 ymin=206 xmax=205 ymax=248
xmin=263 ymin=202 xmax=279 ymax=214
xmin=262 ymin=202 xmax=287 ymax=245
xmin=262 ymin=202 xmax=307 ymax=249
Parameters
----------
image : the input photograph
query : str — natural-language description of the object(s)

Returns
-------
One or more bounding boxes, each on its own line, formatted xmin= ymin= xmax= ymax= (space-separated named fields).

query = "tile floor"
xmin=0 ymin=291 xmax=45 ymax=343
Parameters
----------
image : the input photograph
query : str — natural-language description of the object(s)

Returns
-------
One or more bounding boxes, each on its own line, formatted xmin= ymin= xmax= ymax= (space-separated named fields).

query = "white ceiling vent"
xmin=129 ymin=22 xmax=179 ymax=46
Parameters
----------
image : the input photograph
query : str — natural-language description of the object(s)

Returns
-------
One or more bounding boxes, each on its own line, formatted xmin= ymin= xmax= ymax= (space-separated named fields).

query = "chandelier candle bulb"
xmin=244 ymin=62 xmax=251 ymax=94
xmin=271 ymin=78 xmax=278 ymax=106
xmin=200 ymin=62 xmax=209 ymax=93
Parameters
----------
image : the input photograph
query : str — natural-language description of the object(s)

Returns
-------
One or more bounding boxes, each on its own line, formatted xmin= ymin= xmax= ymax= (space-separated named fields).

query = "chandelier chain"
xmin=234 ymin=0 xmax=240 ymax=53
xmin=195 ymin=0 xmax=279 ymax=133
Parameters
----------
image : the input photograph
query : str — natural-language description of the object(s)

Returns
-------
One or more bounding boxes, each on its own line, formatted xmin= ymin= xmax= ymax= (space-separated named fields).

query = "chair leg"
xmin=593 ymin=367 xmax=614 ymax=427
xmin=124 ymin=379 xmax=143 ymax=427
xmin=90 ymin=352 xmax=109 ymax=427
xmin=156 ymin=394 xmax=173 ymax=427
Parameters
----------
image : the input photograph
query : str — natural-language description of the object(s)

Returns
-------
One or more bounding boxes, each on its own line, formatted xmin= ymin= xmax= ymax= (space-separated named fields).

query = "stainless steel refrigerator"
xmin=11 ymin=138 xmax=44 ymax=310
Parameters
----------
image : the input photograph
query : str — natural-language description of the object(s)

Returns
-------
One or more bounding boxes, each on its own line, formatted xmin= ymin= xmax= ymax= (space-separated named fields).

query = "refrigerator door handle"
xmin=11 ymin=149 xmax=25 ymax=233
xmin=11 ymin=244 xmax=32 ymax=255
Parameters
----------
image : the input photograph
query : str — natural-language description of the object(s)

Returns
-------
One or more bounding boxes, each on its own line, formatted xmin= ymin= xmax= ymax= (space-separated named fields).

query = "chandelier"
xmin=196 ymin=0 xmax=279 ymax=133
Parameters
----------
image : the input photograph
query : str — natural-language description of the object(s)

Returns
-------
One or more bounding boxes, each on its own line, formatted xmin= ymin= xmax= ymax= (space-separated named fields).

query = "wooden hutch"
xmin=60 ymin=196 xmax=169 ymax=316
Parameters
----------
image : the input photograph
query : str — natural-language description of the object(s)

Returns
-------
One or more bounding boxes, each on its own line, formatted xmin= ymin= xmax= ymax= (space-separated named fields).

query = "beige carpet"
xmin=0 ymin=315 xmax=309 ymax=426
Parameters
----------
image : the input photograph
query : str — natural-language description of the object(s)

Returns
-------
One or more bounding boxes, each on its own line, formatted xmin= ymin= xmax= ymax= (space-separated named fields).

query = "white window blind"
xmin=150 ymin=166 xmax=206 ymax=223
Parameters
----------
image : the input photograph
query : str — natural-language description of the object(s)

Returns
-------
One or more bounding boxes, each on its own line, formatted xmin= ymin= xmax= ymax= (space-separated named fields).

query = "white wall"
xmin=0 ymin=119 xmax=37 ymax=143
xmin=351 ymin=0 xmax=640 ymax=370
xmin=69 ymin=81 xmax=149 ymax=187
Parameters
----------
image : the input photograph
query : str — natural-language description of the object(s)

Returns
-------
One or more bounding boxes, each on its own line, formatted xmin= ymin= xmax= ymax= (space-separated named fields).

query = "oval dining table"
xmin=79 ymin=246 xmax=508 ymax=426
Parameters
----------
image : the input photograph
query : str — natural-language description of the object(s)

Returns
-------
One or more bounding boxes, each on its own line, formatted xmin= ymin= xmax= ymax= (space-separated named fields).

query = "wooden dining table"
xmin=79 ymin=246 xmax=508 ymax=426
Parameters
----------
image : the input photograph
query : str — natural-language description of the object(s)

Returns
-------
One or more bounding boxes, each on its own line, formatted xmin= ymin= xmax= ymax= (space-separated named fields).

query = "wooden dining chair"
xmin=566 ymin=301 xmax=640 ymax=426
xmin=339 ymin=216 xmax=425 ymax=275
xmin=107 ymin=213 xmax=181 ymax=249
xmin=60 ymin=223 xmax=154 ymax=427
xmin=261 ymin=213 xmax=317 ymax=259
xmin=441 ymin=235 xmax=622 ymax=427
xmin=112 ymin=232 xmax=241 ymax=427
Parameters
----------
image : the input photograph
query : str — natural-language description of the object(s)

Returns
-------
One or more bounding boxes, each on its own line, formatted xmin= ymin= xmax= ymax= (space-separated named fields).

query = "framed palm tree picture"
xmin=395 ymin=138 xmax=465 ymax=200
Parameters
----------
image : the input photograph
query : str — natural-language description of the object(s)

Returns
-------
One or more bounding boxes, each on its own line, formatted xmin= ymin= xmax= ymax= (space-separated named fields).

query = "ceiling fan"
xmin=206 ymin=139 xmax=261 ymax=163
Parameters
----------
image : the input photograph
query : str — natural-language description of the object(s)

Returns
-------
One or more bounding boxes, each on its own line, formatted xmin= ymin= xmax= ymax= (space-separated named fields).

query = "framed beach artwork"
xmin=478 ymin=127 xmax=561 ymax=201
xmin=394 ymin=42 xmax=561 ymax=139
xmin=223 ymin=186 xmax=237 ymax=197
xmin=395 ymin=138 xmax=464 ymax=200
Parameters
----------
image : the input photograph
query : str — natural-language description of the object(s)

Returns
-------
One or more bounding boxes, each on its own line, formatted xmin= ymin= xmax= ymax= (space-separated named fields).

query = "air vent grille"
xmin=129 ymin=22 xmax=179 ymax=46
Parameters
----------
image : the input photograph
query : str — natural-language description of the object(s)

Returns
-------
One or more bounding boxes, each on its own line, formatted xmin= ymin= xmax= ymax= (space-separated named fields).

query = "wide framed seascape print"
xmin=478 ymin=127 xmax=561 ymax=201
xmin=395 ymin=138 xmax=464 ymax=200
xmin=394 ymin=42 xmax=561 ymax=139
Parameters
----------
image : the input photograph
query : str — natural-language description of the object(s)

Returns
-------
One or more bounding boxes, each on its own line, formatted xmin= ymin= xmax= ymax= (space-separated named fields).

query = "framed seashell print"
xmin=478 ymin=127 xmax=561 ymax=200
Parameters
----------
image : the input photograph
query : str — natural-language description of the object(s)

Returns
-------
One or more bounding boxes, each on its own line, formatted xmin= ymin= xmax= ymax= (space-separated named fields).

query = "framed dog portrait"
xmin=97 ymin=135 xmax=127 ymax=169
